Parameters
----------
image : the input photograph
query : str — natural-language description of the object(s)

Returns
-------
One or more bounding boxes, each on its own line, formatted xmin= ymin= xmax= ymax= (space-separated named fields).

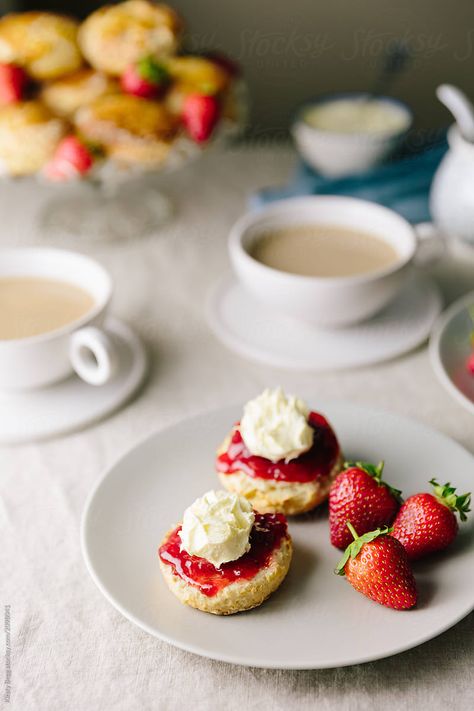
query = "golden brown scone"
xmin=217 ymin=435 xmax=344 ymax=516
xmin=159 ymin=532 xmax=292 ymax=615
xmin=0 ymin=101 xmax=66 ymax=176
xmin=0 ymin=12 xmax=82 ymax=80
xmin=78 ymin=1 xmax=182 ymax=76
xmin=165 ymin=56 xmax=230 ymax=95
xmin=74 ymin=94 xmax=178 ymax=167
xmin=163 ymin=81 xmax=193 ymax=117
xmin=40 ymin=69 xmax=119 ymax=118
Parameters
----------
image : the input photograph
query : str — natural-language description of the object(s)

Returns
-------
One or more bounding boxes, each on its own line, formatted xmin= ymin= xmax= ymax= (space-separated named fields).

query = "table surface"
xmin=2 ymin=146 xmax=474 ymax=711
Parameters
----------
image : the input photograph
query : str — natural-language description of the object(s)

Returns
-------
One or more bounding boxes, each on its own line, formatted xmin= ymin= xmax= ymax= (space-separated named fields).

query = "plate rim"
xmin=81 ymin=401 xmax=474 ymax=669
xmin=429 ymin=290 xmax=474 ymax=415
xmin=206 ymin=274 xmax=442 ymax=372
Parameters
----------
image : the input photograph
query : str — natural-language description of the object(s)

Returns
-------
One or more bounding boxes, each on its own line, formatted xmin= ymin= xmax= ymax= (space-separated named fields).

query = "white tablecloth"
xmin=1 ymin=146 xmax=474 ymax=711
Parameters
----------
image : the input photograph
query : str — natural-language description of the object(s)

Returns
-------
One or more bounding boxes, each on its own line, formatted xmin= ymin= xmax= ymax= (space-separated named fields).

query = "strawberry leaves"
xmin=343 ymin=460 xmax=402 ymax=501
xmin=430 ymin=479 xmax=471 ymax=522
xmin=335 ymin=523 xmax=393 ymax=575
xmin=137 ymin=56 xmax=170 ymax=86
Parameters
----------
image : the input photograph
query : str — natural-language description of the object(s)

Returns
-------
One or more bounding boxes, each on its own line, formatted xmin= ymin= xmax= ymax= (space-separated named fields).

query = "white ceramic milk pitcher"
xmin=430 ymin=126 xmax=474 ymax=249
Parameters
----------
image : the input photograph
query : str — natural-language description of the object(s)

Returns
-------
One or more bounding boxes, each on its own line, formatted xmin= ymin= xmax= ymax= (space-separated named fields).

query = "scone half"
xmin=159 ymin=517 xmax=292 ymax=615
xmin=218 ymin=452 xmax=344 ymax=516
xmin=159 ymin=533 xmax=292 ymax=615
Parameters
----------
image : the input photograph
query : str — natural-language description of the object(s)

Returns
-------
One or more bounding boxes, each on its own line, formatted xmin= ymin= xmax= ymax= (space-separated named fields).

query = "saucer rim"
xmin=0 ymin=317 xmax=147 ymax=444
xmin=207 ymin=273 xmax=442 ymax=372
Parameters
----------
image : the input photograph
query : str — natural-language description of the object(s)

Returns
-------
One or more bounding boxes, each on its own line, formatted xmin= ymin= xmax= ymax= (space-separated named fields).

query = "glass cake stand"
xmin=37 ymin=120 xmax=242 ymax=245
xmin=18 ymin=82 xmax=248 ymax=245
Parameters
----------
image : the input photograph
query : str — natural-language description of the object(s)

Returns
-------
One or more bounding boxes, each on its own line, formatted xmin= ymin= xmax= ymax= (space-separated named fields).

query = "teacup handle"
xmin=413 ymin=222 xmax=446 ymax=266
xmin=69 ymin=326 xmax=119 ymax=386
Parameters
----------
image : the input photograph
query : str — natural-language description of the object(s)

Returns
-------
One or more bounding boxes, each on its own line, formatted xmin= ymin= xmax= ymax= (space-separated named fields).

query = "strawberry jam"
xmin=216 ymin=411 xmax=340 ymax=484
xmin=159 ymin=512 xmax=288 ymax=597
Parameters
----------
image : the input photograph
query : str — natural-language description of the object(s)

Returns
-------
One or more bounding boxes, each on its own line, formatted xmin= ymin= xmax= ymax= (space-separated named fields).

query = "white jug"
xmin=430 ymin=126 xmax=474 ymax=248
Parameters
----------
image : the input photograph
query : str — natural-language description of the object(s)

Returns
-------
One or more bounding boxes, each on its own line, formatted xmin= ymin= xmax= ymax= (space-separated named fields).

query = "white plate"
xmin=81 ymin=402 xmax=474 ymax=669
xmin=0 ymin=318 xmax=147 ymax=444
xmin=207 ymin=274 xmax=442 ymax=371
xmin=430 ymin=291 xmax=474 ymax=414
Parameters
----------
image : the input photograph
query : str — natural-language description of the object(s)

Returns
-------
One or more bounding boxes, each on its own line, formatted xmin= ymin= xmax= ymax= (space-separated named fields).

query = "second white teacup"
xmin=0 ymin=247 xmax=119 ymax=390
xmin=229 ymin=196 xmax=425 ymax=328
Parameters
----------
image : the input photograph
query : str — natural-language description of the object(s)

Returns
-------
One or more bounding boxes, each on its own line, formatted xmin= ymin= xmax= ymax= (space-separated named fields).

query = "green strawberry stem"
xmin=334 ymin=523 xmax=393 ymax=576
xmin=346 ymin=521 xmax=359 ymax=541
xmin=429 ymin=479 xmax=471 ymax=522
xmin=343 ymin=460 xmax=402 ymax=501
xmin=137 ymin=56 xmax=170 ymax=86
xmin=344 ymin=460 xmax=385 ymax=481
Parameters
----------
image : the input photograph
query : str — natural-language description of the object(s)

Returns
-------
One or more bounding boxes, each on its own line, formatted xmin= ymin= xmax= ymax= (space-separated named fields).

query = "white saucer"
xmin=0 ymin=318 xmax=147 ymax=444
xmin=207 ymin=274 xmax=442 ymax=371
xmin=429 ymin=291 xmax=474 ymax=414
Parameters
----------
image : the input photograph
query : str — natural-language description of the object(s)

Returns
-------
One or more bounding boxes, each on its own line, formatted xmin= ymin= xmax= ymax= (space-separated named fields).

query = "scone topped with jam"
xmin=158 ymin=489 xmax=292 ymax=615
xmin=216 ymin=388 xmax=343 ymax=515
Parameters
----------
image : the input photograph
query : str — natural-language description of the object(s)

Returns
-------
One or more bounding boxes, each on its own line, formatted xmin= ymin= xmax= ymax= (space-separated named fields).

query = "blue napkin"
xmin=251 ymin=134 xmax=448 ymax=224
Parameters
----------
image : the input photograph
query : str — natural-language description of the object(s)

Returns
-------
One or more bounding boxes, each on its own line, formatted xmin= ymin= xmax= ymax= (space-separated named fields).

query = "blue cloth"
xmin=251 ymin=135 xmax=448 ymax=224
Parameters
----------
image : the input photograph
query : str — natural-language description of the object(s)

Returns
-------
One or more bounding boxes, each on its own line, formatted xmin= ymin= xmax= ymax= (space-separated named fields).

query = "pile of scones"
xmin=0 ymin=1 xmax=238 ymax=177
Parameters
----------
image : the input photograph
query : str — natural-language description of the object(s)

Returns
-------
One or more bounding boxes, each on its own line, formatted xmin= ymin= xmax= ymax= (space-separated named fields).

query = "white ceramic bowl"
xmin=229 ymin=196 xmax=418 ymax=328
xmin=291 ymin=94 xmax=412 ymax=177
xmin=429 ymin=291 xmax=474 ymax=414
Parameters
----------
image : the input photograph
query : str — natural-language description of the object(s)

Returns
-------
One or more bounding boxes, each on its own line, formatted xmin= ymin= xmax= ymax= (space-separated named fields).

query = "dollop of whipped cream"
xmin=179 ymin=490 xmax=255 ymax=568
xmin=240 ymin=387 xmax=314 ymax=463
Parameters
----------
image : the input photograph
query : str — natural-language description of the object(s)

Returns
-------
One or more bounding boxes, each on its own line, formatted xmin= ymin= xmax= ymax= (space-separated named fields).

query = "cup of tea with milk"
xmin=0 ymin=248 xmax=118 ymax=389
xmin=229 ymin=195 xmax=435 ymax=328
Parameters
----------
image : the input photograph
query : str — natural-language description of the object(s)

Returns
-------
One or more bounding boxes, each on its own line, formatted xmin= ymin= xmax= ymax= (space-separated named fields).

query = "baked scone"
xmin=216 ymin=388 xmax=344 ymax=516
xmin=74 ymin=94 xmax=178 ymax=167
xmin=0 ymin=12 xmax=82 ymax=80
xmin=158 ymin=490 xmax=292 ymax=615
xmin=166 ymin=56 xmax=230 ymax=94
xmin=40 ymin=69 xmax=119 ymax=118
xmin=163 ymin=57 xmax=231 ymax=118
xmin=78 ymin=1 xmax=182 ymax=76
xmin=0 ymin=101 xmax=66 ymax=176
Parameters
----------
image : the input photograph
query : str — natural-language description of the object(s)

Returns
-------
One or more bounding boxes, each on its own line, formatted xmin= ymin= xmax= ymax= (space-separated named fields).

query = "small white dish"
xmin=207 ymin=274 xmax=441 ymax=371
xmin=291 ymin=93 xmax=412 ymax=177
xmin=429 ymin=291 xmax=474 ymax=414
xmin=0 ymin=318 xmax=147 ymax=444
xmin=81 ymin=401 xmax=474 ymax=669
xmin=230 ymin=196 xmax=433 ymax=328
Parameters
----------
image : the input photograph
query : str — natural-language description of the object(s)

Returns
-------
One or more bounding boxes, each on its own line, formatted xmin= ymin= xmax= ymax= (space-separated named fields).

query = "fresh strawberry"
xmin=182 ymin=93 xmax=220 ymax=143
xmin=121 ymin=56 xmax=169 ymax=98
xmin=0 ymin=63 xmax=28 ymax=105
xmin=467 ymin=307 xmax=474 ymax=374
xmin=335 ymin=523 xmax=417 ymax=610
xmin=44 ymin=136 xmax=95 ymax=181
xmin=391 ymin=479 xmax=471 ymax=560
xmin=329 ymin=461 xmax=401 ymax=550
xmin=467 ymin=352 xmax=474 ymax=375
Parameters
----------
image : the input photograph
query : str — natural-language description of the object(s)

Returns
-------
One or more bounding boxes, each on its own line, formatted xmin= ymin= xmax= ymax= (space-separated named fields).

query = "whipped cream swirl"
xmin=179 ymin=490 xmax=255 ymax=568
xmin=240 ymin=387 xmax=314 ymax=463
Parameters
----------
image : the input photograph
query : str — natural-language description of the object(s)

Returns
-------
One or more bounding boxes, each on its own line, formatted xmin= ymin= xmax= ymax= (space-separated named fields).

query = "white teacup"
xmin=229 ymin=196 xmax=428 ymax=328
xmin=0 ymin=247 xmax=118 ymax=390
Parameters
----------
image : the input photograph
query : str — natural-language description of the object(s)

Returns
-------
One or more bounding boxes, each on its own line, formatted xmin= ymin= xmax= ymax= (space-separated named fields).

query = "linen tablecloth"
xmin=1 ymin=146 xmax=473 ymax=711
